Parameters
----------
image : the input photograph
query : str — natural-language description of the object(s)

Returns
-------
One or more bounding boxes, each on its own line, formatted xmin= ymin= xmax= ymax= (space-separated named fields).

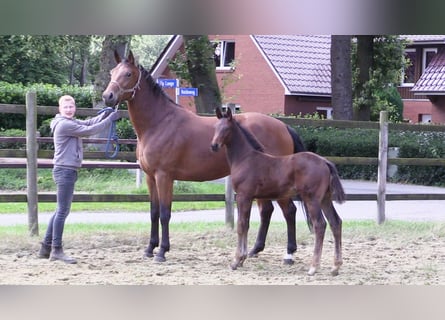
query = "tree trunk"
xmin=354 ymin=35 xmax=374 ymax=121
xmin=94 ymin=35 xmax=131 ymax=106
xmin=183 ymin=35 xmax=222 ymax=114
xmin=330 ymin=35 xmax=352 ymax=120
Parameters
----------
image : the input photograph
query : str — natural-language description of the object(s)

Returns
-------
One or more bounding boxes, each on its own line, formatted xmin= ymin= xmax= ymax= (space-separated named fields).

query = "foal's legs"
xmin=248 ymin=199 xmax=274 ymax=257
xmin=248 ymin=199 xmax=297 ymax=265
xmin=321 ymin=197 xmax=343 ymax=276
xmin=277 ymin=198 xmax=297 ymax=264
xmin=231 ymin=195 xmax=253 ymax=270
xmin=304 ymin=199 xmax=327 ymax=276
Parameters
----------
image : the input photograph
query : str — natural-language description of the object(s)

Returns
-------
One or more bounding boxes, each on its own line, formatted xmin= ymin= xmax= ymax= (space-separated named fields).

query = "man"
xmin=38 ymin=95 xmax=120 ymax=264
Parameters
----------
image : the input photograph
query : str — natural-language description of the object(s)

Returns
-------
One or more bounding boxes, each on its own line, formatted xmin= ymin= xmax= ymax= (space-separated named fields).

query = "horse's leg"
xmin=304 ymin=199 xmax=327 ymax=276
xmin=248 ymin=199 xmax=273 ymax=258
xmin=154 ymin=172 xmax=174 ymax=263
xmin=144 ymin=175 xmax=160 ymax=258
xmin=231 ymin=195 xmax=252 ymax=270
xmin=276 ymin=198 xmax=297 ymax=265
xmin=321 ymin=197 xmax=343 ymax=276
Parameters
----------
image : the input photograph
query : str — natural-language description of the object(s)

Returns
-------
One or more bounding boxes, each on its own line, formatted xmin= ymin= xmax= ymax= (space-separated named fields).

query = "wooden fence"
xmin=1 ymin=92 xmax=445 ymax=234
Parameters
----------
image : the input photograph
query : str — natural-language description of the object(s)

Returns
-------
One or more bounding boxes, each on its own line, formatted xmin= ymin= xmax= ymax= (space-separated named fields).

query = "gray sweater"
xmin=51 ymin=113 xmax=113 ymax=169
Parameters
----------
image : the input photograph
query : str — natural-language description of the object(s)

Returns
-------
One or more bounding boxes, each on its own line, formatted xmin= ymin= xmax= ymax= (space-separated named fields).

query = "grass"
xmin=1 ymin=220 xmax=445 ymax=241
xmin=0 ymin=168 xmax=226 ymax=214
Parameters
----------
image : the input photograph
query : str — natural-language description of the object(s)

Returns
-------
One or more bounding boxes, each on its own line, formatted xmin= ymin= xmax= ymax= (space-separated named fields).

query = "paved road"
xmin=0 ymin=180 xmax=444 ymax=226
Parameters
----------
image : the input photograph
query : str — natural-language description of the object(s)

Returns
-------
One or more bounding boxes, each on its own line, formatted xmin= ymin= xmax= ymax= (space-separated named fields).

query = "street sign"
xmin=178 ymin=88 xmax=198 ymax=96
xmin=157 ymin=78 xmax=179 ymax=88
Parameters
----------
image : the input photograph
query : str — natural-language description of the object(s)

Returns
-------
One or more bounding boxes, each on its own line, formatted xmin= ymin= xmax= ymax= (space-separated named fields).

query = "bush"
xmin=0 ymin=81 xmax=95 ymax=130
xmin=0 ymin=128 xmax=26 ymax=149
xmin=293 ymin=125 xmax=445 ymax=186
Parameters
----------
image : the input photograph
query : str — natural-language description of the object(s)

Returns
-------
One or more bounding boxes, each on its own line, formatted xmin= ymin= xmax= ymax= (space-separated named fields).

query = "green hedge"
xmin=294 ymin=125 xmax=445 ymax=187
xmin=0 ymin=81 xmax=94 ymax=130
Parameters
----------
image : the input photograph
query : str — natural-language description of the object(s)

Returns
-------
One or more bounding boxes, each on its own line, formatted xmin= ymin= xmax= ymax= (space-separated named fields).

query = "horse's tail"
xmin=286 ymin=125 xmax=306 ymax=153
xmin=300 ymin=201 xmax=314 ymax=233
xmin=326 ymin=160 xmax=346 ymax=204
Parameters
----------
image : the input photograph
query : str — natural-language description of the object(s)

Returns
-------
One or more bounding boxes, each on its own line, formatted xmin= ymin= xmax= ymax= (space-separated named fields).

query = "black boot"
xmin=49 ymin=246 xmax=77 ymax=264
xmin=38 ymin=242 xmax=51 ymax=259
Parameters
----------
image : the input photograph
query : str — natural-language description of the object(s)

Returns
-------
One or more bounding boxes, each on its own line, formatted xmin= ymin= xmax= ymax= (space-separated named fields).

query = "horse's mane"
xmin=235 ymin=120 xmax=265 ymax=153
xmin=126 ymin=60 xmax=178 ymax=105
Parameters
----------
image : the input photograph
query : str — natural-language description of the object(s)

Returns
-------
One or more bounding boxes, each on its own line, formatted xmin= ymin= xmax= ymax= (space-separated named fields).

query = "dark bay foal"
xmin=211 ymin=108 xmax=346 ymax=276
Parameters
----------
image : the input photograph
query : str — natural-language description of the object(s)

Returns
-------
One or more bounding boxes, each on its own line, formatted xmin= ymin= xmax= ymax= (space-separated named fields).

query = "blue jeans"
xmin=43 ymin=166 xmax=78 ymax=248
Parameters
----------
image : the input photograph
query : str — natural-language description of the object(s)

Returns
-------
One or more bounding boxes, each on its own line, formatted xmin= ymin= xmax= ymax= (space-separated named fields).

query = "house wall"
xmin=431 ymin=97 xmax=445 ymax=123
xmin=284 ymin=96 xmax=331 ymax=117
xmin=211 ymin=35 xmax=285 ymax=114
xmin=403 ymin=99 xmax=433 ymax=123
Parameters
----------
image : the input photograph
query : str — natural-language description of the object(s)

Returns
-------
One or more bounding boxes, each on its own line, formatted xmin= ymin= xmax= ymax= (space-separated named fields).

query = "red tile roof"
xmin=411 ymin=47 xmax=445 ymax=94
xmin=252 ymin=35 xmax=331 ymax=96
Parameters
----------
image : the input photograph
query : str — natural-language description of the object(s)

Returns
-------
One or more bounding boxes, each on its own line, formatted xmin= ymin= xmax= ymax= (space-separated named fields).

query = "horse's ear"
xmin=226 ymin=107 xmax=233 ymax=120
xmin=215 ymin=107 xmax=223 ymax=119
xmin=114 ymin=50 xmax=121 ymax=63
xmin=128 ymin=50 xmax=135 ymax=65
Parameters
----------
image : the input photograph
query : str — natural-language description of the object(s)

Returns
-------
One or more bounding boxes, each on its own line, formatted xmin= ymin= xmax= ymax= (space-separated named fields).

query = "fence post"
xmin=377 ymin=111 xmax=388 ymax=224
xmin=26 ymin=91 xmax=39 ymax=236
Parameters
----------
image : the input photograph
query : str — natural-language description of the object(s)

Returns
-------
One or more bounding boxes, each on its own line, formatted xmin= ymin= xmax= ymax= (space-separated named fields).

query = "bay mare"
xmin=102 ymin=50 xmax=305 ymax=263
xmin=211 ymin=108 xmax=345 ymax=276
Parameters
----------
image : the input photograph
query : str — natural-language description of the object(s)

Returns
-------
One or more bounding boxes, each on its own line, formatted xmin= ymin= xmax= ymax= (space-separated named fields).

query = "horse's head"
xmin=102 ymin=50 xmax=142 ymax=107
xmin=211 ymin=107 xmax=234 ymax=152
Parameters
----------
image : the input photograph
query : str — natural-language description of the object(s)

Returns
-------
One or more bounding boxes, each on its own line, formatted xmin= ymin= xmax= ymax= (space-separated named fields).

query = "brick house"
xmin=400 ymin=35 xmax=445 ymax=123
xmin=150 ymin=35 xmax=445 ymax=123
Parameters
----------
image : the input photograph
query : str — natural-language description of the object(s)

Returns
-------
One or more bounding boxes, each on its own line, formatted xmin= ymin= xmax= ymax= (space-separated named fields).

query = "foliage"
xmin=130 ymin=35 xmax=171 ymax=69
xmin=116 ymin=118 xmax=137 ymax=152
xmin=293 ymin=124 xmax=445 ymax=186
xmin=352 ymin=35 xmax=408 ymax=122
xmin=0 ymin=129 xmax=26 ymax=149
xmin=0 ymin=81 xmax=94 ymax=130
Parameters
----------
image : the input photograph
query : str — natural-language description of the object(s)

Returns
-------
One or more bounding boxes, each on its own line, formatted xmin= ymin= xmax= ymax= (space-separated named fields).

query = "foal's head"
xmin=211 ymin=107 xmax=234 ymax=152
xmin=102 ymin=50 xmax=142 ymax=107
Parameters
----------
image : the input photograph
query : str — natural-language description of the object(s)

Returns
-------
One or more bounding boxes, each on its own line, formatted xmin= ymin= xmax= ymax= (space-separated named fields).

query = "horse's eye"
xmin=126 ymin=72 xmax=132 ymax=77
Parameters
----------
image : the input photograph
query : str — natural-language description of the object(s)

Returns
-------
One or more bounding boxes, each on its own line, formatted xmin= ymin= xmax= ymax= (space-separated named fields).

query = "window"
xmin=316 ymin=107 xmax=333 ymax=119
xmin=213 ymin=40 xmax=235 ymax=69
xmin=402 ymin=48 xmax=416 ymax=86
xmin=422 ymin=48 xmax=437 ymax=72
xmin=418 ymin=114 xmax=432 ymax=123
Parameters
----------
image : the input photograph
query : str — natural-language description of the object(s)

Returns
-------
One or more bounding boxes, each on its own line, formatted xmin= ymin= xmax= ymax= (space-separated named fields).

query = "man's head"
xmin=58 ymin=95 xmax=76 ymax=119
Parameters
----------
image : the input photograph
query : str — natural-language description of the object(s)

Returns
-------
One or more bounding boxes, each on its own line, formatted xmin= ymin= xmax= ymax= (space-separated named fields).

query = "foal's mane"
xmin=234 ymin=119 xmax=265 ymax=153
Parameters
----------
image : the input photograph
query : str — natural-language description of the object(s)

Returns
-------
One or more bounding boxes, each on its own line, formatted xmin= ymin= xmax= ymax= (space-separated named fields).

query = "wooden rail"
xmin=2 ymin=97 xmax=445 ymax=234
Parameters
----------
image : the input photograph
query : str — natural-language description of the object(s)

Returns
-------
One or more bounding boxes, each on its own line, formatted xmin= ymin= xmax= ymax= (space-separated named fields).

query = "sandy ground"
xmin=1 ymin=223 xmax=445 ymax=285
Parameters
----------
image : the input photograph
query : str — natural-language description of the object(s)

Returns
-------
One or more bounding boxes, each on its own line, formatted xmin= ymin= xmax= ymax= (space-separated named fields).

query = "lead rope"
xmin=97 ymin=106 xmax=120 ymax=159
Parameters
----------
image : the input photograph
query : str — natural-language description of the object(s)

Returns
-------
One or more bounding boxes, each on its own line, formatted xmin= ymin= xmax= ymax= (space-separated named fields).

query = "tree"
xmin=330 ymin=35 xmax=353 ymax=120
xmin=169 ymin=35 xmax=222 ymax=114
xmin=352 ymin=35 xmax=407 ymax=122
xmin=93 ymin=35 xmax=131 ymax=105
xmin=130 ymin=35 xmax=171 ymax=69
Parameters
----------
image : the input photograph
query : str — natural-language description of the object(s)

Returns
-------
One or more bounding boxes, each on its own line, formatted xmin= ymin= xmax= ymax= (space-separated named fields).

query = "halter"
xmin=110 ymin=66 xmax=142 ymax=101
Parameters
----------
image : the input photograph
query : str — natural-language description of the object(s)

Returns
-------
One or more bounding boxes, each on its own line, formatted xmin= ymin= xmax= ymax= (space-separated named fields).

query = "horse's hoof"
xmin=154 ymin=255 xmax=166 ymax=263
xmin=307 ymin=267 xmax=317 ymax=276
xmin=331 ymin=268 xmax=340 ymax=277
xmin=230 ymin=263 xmax=238 ymax=270
xmin=144 ymin=251 xmax=154 ymax=258
xmin=248 ymin=252 xmax=259 ymax=258
xmin=283 ymin=259 xmax=294 ymax=265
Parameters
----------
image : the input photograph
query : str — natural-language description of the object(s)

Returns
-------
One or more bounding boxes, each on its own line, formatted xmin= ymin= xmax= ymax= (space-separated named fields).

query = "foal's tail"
xmin=326 ymin=160 xmax=346 ymax=204
xmin=300 ymin=159 xmax=345 ymax=234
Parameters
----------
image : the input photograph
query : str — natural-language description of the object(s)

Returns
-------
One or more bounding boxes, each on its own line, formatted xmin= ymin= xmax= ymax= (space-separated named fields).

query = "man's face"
xmin=59 ymin=100 xmax=76 ymax=119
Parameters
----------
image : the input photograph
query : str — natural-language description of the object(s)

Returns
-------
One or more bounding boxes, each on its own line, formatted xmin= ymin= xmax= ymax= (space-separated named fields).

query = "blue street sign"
xmin=157 ymin=78 xmax=179 ymax=88
xmin=178 ymin=88 xmax=199 ymax=96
